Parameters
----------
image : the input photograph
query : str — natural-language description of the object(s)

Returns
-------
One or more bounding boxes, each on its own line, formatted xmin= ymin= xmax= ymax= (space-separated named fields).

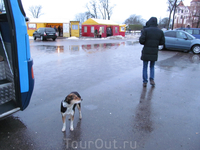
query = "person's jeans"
xmin=143 ymin=61 xmax=155 ymax=83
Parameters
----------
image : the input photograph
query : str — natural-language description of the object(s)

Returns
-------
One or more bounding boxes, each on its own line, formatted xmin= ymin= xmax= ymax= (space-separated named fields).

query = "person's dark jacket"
xmin=139 ymin=17 xmax=165 ymax=61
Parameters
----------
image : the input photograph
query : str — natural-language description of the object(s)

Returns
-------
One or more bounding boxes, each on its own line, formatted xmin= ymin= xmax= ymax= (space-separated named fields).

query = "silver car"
xmin=159 ymin=30 xmax=200 ymax=54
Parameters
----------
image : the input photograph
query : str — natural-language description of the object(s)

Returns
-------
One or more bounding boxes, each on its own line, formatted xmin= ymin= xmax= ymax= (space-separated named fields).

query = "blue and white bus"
xmin=176 ymin=28 xmax=200 ymax=39
xmin=0 ymin=0 xmax=34 ymax=118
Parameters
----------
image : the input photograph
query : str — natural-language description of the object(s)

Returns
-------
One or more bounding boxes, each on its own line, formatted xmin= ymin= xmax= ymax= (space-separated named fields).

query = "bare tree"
xmin=28 ymin=5 xmax=43 ymax=18
xmin=124 ymin=14 xmax=145 ymax=25
xmin=85 ymin=0 xmax=115 ymax=20
xmin=171 ymin=0 xmax=178 ymax=30
xmin=167 ymin=0 xmax=175 ymax=29
xmin=166 ymin=0 xmax=183 ymax=30
xmin=86 ymin=0 xmax=98 ymax=18
xmin=75 ymin=13 xmax=87 ymax=24
xmin=189 ymin=1 xmax=200 ymax=28
xmin=158 ymin=17 xmax=169 ymax=29
xmin=99 ymin=0 xmax=115 ymax=20
xmin=99 ymin=0 xmax=107 ymax=19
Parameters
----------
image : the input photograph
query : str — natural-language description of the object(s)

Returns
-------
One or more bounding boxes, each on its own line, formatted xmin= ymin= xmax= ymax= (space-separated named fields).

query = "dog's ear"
xmin=65 ymin=95 xmax=73 ymax=104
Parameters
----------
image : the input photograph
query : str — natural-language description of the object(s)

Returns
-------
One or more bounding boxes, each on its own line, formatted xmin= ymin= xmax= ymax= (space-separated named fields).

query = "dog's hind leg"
xmin=62 ymin=114 xmax=67 ymax=132
xmin=77 ymin=103 xmax=82 ymax=119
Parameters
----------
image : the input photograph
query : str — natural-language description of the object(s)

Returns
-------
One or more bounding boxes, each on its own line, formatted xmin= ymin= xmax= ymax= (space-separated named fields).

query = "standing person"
xmin=94 ymin=29 xmax=98 ymax=38
xmin=54 ymin=26 xmax=57 ymax=32
xmin=139 ymin=17 xmax=165 ymax=87
xmin=58 ymin=25 xmax=61 ymax=37
xmin=99 ymin=27 xmax=102 ymax=38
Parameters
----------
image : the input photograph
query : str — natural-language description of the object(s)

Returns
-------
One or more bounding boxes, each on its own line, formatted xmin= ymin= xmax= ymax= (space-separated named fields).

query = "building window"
xmin=115 ymin=27 xmax=118 ymax=33
xmin=91 ymin=26 xmax=94 ymax=33
xmin=121 ymin=27 xmax=125 ymax=31
xmin=72 ymin=25 xmax=78 ymax=30
xmin=84 ymin=26 xmax=87 ymax=32
xmin=28 ymin=23 xmax=36 ymax=30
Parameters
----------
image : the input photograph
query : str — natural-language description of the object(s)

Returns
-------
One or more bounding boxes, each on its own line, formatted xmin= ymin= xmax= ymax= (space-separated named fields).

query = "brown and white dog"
xmin=60 ymin=92 xmax=82 ymax=132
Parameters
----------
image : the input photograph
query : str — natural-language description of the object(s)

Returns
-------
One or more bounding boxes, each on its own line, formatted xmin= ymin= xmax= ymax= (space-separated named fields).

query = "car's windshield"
xmin=184 ymin=31 xmax=196 ymax=40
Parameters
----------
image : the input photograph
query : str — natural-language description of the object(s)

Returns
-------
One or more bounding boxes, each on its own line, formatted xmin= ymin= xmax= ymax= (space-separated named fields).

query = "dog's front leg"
xmin=70 ymin=114 xmax=74 ymax=131
xmin=62 ymin=114 xmax=66 ymax=132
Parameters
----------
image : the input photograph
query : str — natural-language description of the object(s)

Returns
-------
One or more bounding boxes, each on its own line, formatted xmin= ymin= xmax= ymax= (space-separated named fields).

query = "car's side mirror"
xmin=184 ymin=37 xmax=188 ymax=40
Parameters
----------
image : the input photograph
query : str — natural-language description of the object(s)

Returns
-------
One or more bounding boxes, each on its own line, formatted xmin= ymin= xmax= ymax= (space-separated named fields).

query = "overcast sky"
xmin=21 ymin=0 xmax=191 ymax=24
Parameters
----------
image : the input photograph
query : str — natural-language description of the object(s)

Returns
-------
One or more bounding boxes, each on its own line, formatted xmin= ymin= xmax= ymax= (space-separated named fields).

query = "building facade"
xmin=174 ymin=0 xmax=200 ymax=28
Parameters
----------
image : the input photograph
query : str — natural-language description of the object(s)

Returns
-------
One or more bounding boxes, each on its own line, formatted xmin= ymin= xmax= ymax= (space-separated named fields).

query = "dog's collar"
xmin=62 ymin=101 xmax=70 ymax=108
xmin=62 ymin=101 xmax=74 ymax=115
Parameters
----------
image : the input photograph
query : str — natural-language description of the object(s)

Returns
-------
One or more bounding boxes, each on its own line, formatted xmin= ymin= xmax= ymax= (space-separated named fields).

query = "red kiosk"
xmin=82 ymin=18 xmax=124 ymax=38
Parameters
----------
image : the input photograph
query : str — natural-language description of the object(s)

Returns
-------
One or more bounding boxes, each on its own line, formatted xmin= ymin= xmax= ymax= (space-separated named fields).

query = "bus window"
xmin=0 ymin=0 xmax=34 ymax=119
xmin=193 ymin=29 xmax=200 ymax=35
xmin=185 ymin=29 xmax=193 ymax=35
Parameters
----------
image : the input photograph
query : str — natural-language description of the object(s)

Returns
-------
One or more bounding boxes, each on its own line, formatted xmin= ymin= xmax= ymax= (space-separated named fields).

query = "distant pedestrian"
xmin=94 ymin=29 xmax=98 ymax=38
xmin=139 ymin=17 xmax=165 ymax=87
xmin=58 ymin=25 xmax=61 ymax=36
xmin=99 ymin=27 xmax=102 ymax=38
xmin=54 ymin=26 xmax=57 ymax=31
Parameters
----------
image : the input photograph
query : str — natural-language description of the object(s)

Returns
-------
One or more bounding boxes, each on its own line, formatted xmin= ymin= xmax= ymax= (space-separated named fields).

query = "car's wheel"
xmin=34 ymin=37 xmax=36 ymax=40
xmin=53 ymin=38 xmax=56 ymax=41
xmin=192 ymin=45 xmax=200 ymax=54
xmin=40 ymin=36 xmax=44 ymax=41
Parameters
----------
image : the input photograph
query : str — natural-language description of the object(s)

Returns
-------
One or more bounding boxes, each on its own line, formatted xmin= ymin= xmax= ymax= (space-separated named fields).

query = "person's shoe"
xmin=150 ymin=79 xmax=155 ymax=86
xmin=143 ymin=83 xmax=147 ymax=87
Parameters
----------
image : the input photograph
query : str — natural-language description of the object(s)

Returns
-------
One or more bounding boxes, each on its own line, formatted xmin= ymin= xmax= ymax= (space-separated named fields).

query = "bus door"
xmin=0 ymin=0 xmax=34 ymax=119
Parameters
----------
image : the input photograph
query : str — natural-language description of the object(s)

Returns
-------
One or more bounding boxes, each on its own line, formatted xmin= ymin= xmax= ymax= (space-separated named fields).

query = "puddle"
xmin=35 ymin=41 xmax=138 ymax=55
xmin=36 ymin=45 xmax=64 ymax=53
xmin=83 ymin=104 xmax=98 ymax=110
xmin=81 ymin=42 xmax=125 ymax=53
xmin=126 ymin=40 xmax=139 ymax=45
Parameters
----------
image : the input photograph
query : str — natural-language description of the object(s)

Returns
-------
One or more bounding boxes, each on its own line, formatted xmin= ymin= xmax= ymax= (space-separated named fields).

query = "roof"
xmin=82 ymin=18 xmax=119 ymax=25
xmin=28 ymin=18 xmax=70 ymax=24
xmin=178 ymin=1 xmax=185 ymax=6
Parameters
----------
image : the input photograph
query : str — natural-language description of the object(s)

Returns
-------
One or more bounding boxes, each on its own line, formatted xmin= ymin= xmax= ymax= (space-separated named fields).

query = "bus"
xmin=0 ymin=0 xmax=34 ymax=118
xmin=176 ymin=28 xmax=200 ymax=39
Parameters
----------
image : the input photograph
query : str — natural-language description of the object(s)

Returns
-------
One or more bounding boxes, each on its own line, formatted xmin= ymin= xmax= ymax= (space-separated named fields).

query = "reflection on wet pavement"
xmin=126 ymin=40 xmax=139 ymax=45
xmin=35 ymin=42 xmax=128 ymax=54
xmin=0 ymin=116 xmax=35 ymax=150
xmin=133 ymin=87 xmax=154 ymax=148
xmin=156 ymin=52 xmax=200 ymax=71
xmin=36 ymin=45 xmax=64 ymax=53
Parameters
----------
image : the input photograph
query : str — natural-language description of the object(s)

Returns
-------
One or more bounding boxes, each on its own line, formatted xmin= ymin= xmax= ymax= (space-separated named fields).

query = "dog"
xmin=61 ymin=92 xmax=82 ymax=132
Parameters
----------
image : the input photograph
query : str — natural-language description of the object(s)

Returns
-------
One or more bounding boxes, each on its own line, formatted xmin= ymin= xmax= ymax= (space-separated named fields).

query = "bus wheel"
xmin=40 ymin=36 xmax=44 ymax=41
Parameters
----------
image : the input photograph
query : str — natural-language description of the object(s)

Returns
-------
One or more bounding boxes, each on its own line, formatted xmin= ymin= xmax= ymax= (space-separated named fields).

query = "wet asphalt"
xmin=0 ymin=37 xmax=200 ymax=150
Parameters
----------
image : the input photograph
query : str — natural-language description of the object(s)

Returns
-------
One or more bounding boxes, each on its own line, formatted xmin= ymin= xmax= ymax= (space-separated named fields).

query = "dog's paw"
xmin=62 ymin=126 xmax=66 ymax=132
xmin=79 ymin=113 xmax=82 ymax=119
xmin=70 ymin=127 xmax=74 ymax=131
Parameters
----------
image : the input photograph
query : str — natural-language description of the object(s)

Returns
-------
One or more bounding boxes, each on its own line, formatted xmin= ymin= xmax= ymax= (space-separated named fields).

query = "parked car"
xmin=176 ymin=28 xmax=200 ymax=39
xmin=33 ymin=27 xmax=57 ymax=41
xmin=159 ymin=30 xmax=200 ymax=54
